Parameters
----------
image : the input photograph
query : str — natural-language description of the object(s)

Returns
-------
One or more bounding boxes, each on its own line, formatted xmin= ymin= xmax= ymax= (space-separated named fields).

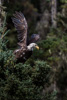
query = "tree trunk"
xmin=51 ymin=0 xmax=57 ymax=28
xmin=0 ymin=0 xmax=4 ymax=29
xmin=0 ymin=0 xmax=2 ymax=28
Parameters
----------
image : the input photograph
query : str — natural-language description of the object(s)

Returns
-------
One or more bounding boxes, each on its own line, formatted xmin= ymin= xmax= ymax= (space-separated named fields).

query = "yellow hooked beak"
xmin=35 ymin=46 xmax=39 ymax=50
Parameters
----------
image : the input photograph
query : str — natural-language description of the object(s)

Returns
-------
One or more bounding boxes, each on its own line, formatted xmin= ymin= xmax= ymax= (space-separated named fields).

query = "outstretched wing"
xmin=12 ymin=11 xmax=28 ymax=47
xmin=27 ymin=34 xmax=40 ymax=45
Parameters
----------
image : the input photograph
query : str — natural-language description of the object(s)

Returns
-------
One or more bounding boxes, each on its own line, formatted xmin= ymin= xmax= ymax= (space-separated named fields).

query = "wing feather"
xmin=28 ymin=34 xmax=40 ymax=45
xmin=12 ymin=11 xmax=28 ymax=47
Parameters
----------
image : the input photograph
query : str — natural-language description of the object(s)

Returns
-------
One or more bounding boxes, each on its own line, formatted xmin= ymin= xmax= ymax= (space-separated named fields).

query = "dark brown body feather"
xmin=16 ymin=50 xmax=32 ymax=63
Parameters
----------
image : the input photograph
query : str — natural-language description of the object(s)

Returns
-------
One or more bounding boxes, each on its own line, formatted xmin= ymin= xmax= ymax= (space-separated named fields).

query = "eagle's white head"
xmin=27 ymin=43 xmax=39 ymax=51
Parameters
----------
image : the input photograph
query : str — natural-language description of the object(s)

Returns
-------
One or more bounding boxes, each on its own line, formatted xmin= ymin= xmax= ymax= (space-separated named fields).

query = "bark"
xmin=51 ymin=0 xmax=57 ymax=28
xmin=36 ymin=10 xmax=50 ymax=39
xmin=0 ymin=0 xmax=4 ymax=28
xmin=0 ymin=0 xmax=2 ymax=28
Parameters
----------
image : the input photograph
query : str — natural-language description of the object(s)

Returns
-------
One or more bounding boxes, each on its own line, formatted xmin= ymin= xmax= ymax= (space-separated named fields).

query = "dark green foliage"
xmin=29 ymin=36 xmax=67 ymax=67
xmin=56 ymin=64 xmax=67 ymax=100
xmin=27 ymin=35 xmax=67 ymax=100
xmin=0 ymin=33 xmax=51 ymax=100
xmin=43 ymin=90 xmax=57 ymax=100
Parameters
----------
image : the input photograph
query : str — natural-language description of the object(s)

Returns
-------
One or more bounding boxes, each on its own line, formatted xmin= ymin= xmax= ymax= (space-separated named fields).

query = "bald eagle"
xmin=12 ymin=11 xmax=40 ymax=63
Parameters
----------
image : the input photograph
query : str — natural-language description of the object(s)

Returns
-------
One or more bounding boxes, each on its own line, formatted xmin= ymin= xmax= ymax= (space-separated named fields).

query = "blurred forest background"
xmin=0 ymin=0 xmax=67 ymax=100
